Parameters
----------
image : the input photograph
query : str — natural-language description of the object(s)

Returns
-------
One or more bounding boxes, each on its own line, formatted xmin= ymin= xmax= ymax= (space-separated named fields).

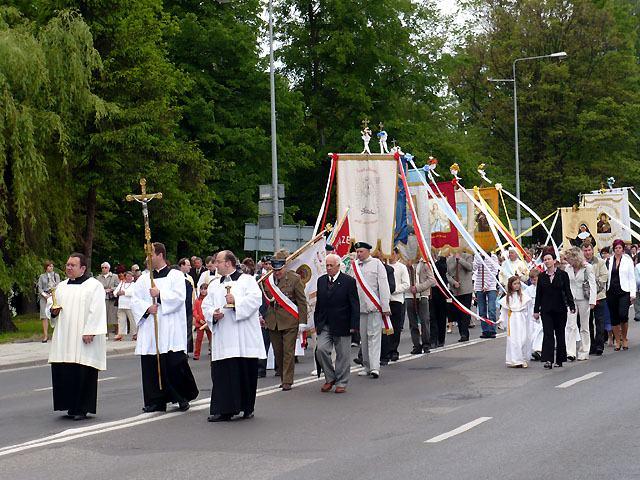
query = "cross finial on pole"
xmin=361 ymin=118 xmax=369 ymax=129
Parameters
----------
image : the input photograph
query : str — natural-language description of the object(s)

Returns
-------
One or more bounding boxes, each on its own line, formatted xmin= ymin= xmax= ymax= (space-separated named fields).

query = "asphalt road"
xmin=1 ymin=323 xmax=639 ymax=480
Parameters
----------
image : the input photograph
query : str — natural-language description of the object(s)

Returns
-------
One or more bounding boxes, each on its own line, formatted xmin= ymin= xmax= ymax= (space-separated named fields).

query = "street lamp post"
xmin=269 ymin=0 xmax=280 ymax=251
xmin=488 ymin=51 xmax=567 ymax=236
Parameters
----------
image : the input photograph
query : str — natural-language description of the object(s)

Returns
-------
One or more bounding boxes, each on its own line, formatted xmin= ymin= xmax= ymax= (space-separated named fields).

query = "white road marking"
xmin=33 ymin=376 xmax=118 ymax=392
xmin=424 ymin=417 xmax=493 ymax=443
xmin=0 ymin=334 xmax=505 ymax=458
xmin=555 ymin=371 xmax=602 ymax=389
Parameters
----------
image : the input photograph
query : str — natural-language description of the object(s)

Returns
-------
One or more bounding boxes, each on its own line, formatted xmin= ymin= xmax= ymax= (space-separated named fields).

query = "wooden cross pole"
xmin=126 ymin=178 xmax=164 ymax=389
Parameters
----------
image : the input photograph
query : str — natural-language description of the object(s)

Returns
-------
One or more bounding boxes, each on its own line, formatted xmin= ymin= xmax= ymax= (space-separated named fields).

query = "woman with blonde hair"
xmin=564 ymin=247 xmax=596 ymax=361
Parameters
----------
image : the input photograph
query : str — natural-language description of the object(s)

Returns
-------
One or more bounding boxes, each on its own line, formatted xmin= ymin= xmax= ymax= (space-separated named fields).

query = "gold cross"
xmin=125 ymin=178 xmax=163 ymax=204
xmin=379 ymin=121 xmax=384 ymax=131
xmin=361 ymin=118 xmax=370 ymax=129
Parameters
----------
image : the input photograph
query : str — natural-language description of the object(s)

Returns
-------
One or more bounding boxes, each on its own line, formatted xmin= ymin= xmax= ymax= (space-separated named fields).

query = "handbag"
xmin=582 ymin=274 xmax=590 ymax=299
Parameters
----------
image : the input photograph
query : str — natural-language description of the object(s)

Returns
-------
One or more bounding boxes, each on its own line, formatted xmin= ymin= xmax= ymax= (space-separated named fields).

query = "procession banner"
xmin=582 ymin=189 xmax=631 ymax=246
xmin=560 ymin=207 xmax=598 ymax=248
xmin=400 ymin=168 xmax=430 ymax=261
xmin=336 ymin=154 xmax=398 ymax=257
xmin=460 ymin=187 xmax=499 ymax=252
xmin=286 ymin=236 xmax=327 ymax=330
xmin=428 ymin=181 xmax=459 ymax=249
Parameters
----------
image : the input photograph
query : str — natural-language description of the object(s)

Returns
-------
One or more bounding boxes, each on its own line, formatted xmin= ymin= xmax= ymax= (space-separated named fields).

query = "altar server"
xmin=48 ymin=253 xmax=107 ymax=420
xmin=202 ymin=250 xmax=266 ymax=422
xmin=131 ymin=242 xmax=199 ymax=413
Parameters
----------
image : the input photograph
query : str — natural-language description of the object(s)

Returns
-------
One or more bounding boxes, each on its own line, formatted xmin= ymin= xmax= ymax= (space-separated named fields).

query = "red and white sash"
xmin=351 ymin=259 xmax=393 ymax=334
xmin=264 ymin=274 xmax=299 ymax=319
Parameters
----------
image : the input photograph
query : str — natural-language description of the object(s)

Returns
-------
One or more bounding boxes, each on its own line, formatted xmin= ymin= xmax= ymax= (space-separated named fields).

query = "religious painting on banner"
xmin=428 ymin=181 xmax=458 ymax=249
xmin=336 ymin=154 xmax=398 ymax=257
xmin=560 ymin=207 xmax=598 ymax=249
xmin=286 ymin=237 xmax=327 ymax=330
xmin=398 ymin=168 xmax=430 ymax=261
xmin=582 ymin=189 xmax=631 ymax=247
xmin=471 ymin=187 xmax=499 ymax=252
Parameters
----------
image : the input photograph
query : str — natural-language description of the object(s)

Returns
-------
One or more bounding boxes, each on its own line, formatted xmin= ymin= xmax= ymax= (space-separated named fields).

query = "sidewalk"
xmin=0 ymin=338 xmax=137 ymax=370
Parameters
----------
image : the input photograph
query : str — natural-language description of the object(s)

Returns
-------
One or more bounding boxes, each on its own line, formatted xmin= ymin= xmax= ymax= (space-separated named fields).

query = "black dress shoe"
xmin=73 ymin=413 xmax=88 ymax=421
xmin=531 ymin=351 xmax=542 ymax=361
xmin=437 ymin=343 xmax=445 ymax=348
xmin=554 ymin=362 xmax=563 ymax=368
xmin=142 ymin=404 xmax=167 ymax=413
xmin=257 ymin=370 xmax=267 ymax=378
xmin=178 ymin=401 xmax=190 ymax=412
xmin=410 ymin=346 xmax=423 ymax=354
xmin=567 ymin=356 xmax=576 ymax=362
xmin=423 ymin=347 xmax=430 ymax=354
xmin=242 ymin=412 xmax=254 ymax=419
xmin=594 ymin=350 xmax=603 ymax=356
xmin=390 ymin=352 xmax=400 ymax=361
xmin=353 ymin=357 xmax=363 ymax=365
xmin=207 ymin=414 xmax=232 ymax=422
xmin=544 ymin=361 xmax=553 ymax=369
xmin=458 ymin=337 xmax=469 ymax=342
xmin=380 ymin=359 xmax=389 ymax=366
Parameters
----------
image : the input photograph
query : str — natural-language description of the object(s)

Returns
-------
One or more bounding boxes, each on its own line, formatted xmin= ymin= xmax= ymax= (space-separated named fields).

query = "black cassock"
xmin=51 ymin=363 xmax=99 ymax=415
xmin=141 ymin=351 xmax=199 ymax=409
xmin=210 ymin=357 xmax=259 ymax=416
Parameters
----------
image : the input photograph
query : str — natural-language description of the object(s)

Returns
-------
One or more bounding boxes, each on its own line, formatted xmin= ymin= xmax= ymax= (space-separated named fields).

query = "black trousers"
xmin=141 ymin=352 xmax=199 ymax=408
xmin=186 ymin=313 xmax=194 ymax=353
xmin=257 ymin=328 xmax=272 ymax=374
xmin=589 ymin=301 xmax=606 ymax=353
xmin=449 ymin=293 xmax=472 ymax=339
xmin=541 ymin=310 xmax=567 ymax=363
xmin=210 ymin=357 xmax=258 ymax=416
xmin=51 ymin=363 xmax=99 ymax=415
xmin=430 ymin=290 xmax=448 ymax=345
xmin=607 ymin=291 xmax=630 ymax=326
xmin=381 ymin=301 xmax=404 ymax=359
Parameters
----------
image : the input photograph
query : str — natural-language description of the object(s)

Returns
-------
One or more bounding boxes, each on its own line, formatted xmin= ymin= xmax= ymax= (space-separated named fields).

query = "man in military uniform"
xmin=265 ymin=250 xmax=308 ymax=391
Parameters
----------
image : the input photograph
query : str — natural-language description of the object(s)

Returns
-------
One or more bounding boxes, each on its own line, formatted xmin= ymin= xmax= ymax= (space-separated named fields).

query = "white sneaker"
xmin=357 ymin=370 xmax=370 ymax=376
xmin=370 ymin=370 xmax=379 ymax=379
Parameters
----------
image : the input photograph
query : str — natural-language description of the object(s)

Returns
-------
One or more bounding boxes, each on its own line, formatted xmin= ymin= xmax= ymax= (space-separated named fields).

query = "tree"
xmin=0 ymin=8 xmax=104 ymax=332
xmin=448 ymin=0 xmax=640 ymax=232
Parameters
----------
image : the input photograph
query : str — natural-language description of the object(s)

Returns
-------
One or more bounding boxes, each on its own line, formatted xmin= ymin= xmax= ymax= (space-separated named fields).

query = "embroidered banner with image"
xmin=560 ymin=207 xmax=598 ymax=249
xmin=582 ymin=189 xmax=631 ymax=247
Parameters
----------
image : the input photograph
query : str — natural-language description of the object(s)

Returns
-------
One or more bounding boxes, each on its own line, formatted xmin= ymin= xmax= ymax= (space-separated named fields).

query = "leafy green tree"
xmin=0 ymin=8 xmax=103 ymax=331
xmin=449 ymin=0 xmax=640 ymax=232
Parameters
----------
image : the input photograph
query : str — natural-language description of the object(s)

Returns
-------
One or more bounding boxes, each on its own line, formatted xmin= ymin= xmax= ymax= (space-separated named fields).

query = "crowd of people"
xmin=38 ymin=236 xmax=639 ymax=422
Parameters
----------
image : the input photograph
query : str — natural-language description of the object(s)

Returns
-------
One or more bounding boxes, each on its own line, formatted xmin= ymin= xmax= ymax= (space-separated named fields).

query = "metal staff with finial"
xmin=126 ymin=179 xmax=164 ymax=389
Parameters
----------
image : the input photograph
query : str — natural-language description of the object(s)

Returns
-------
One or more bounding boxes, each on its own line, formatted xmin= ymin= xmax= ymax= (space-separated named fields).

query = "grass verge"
xmin=0 ymin=313 xmax=44 ymax=344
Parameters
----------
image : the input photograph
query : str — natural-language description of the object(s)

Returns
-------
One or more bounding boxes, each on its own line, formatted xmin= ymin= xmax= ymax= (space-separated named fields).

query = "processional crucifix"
xmin=126 ymin=179 xmax=164 ymax=389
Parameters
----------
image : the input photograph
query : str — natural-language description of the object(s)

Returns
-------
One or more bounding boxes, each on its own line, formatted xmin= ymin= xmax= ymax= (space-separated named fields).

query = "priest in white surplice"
xmin=47 ymin=253 xmax=107 ymax=420
xmin=202 ymin=250 xmax=266 ymax=422
xmin=131 ymin=242 xmax=199 ymax=413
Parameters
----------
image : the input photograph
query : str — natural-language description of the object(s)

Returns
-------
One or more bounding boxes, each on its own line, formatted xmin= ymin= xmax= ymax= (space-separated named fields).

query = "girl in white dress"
xmin=500 ymin=276 xmax=532 ymax=368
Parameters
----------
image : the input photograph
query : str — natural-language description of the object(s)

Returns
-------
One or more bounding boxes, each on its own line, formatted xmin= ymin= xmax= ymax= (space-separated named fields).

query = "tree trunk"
xmin=0 ymin=290 xmax=17 ymax=333
xmin=83 ymin=185 xmax=97 ymax=271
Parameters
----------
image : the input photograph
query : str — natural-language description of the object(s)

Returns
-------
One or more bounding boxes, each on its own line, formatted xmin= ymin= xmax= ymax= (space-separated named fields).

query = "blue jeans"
xmin=476 ymin=290 xmax=497 ymax=335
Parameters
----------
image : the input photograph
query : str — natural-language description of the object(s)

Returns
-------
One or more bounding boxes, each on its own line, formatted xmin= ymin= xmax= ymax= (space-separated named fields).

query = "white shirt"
xmin=197 ymin=269 xmax=221 ymax=289
xmin=202 ymin=273 xmax=267 ymax=361
xmin=389 ymin=261 xmax=410 ymax=304
xmin=131 ymin=267 xmax=187 ymax=355
xmin=114 ymin=281 xmax=134 ymax=309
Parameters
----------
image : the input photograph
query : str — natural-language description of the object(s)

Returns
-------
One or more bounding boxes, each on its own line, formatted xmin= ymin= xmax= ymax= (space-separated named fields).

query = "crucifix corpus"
xmin=126 ymin=178 xmax=164 ymax=389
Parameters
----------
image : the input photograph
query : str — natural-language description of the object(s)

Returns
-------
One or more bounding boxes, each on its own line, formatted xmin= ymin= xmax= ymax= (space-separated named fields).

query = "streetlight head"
xmin=549 ymin=51 xmax=567 ymax=58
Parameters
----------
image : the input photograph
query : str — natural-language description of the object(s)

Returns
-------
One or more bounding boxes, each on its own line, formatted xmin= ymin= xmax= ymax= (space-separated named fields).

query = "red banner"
xmin=331 ymin=216 xmax=351 ymax=257
xmin=428 ymin=181 xmax=459 ymax=249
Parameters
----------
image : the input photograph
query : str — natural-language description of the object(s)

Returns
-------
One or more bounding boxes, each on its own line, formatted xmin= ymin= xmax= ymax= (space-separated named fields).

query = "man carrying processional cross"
xmin=127 ymin=179 xmax=198 ymax=413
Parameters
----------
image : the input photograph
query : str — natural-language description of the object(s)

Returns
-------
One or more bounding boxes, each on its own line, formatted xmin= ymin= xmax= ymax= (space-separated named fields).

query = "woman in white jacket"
xmin=607 ymin=239 xmax=637 ymax=350
xmin=564 ymin=247 xmax=596 ymax=361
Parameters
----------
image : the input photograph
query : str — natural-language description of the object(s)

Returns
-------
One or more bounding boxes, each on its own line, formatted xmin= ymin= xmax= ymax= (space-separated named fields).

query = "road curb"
xmin=0 ymin=345 xmax=137 ymax=371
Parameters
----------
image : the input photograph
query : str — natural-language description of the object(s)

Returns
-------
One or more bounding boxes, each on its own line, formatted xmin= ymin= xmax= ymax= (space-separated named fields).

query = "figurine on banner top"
xmin=607 ymin=177 xmax=615 ymax=190
xmin=377 ymin=122 xmax=389 ymax=154
xmin=477 ymin=163 xmax=492 ymax=184
xmin=361 ymin=118 xmax=372 ymax=155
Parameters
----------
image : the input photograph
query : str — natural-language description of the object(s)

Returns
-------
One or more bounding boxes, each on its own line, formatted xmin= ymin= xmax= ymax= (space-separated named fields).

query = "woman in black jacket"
xmin=533 ymin=250 xmax=576 ymax=369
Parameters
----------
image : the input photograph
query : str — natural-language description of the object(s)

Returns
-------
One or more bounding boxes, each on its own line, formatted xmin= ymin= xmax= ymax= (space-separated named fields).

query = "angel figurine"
xmin=361 ymin=124 xmax=372 ymax=155
xmin=377 ymin=123 xmax=389 ymax=154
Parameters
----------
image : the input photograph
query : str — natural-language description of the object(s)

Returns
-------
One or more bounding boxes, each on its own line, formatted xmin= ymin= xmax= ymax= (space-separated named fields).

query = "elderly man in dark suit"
xmin=315 ymin=253 xmax=360 ymax=393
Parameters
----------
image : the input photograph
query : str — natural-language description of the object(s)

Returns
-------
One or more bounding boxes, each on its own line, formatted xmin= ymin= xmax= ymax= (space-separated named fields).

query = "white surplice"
xmin=524 ymin=284 xmax=543 ymax=353
xmin=201 ymin=274 xmax=266 ymax=361
xmin=130 ymin=268 xmax=187 ymax=355
xmin=47 ymin=277 xmax=108 ymax=370
xmin=500 ymin=291 xmax=532 ymax=367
